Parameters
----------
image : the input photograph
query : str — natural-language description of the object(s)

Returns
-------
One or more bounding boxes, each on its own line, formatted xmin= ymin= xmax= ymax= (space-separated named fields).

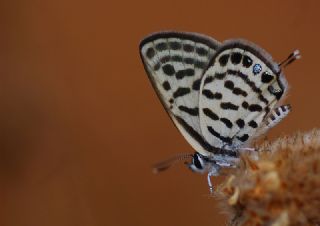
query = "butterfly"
xmin=139 ymin=31 xmax=300 ymax=192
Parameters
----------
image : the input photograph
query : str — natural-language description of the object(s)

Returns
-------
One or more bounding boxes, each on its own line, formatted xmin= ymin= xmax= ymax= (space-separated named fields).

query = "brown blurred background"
xmin=0 ymin=0 xmax=319 ymax=225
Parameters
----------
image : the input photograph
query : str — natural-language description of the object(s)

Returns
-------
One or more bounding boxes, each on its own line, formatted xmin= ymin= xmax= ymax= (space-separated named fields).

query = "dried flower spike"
xmin=217 ymin=129 xmax=320 ymax=226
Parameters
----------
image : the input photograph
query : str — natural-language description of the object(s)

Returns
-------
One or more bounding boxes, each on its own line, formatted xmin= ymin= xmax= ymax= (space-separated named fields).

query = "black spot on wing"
xmin=242 ymin=55 xmax=253 ymax=68
xmin=202 ymin=90 xmax=222 ymax=99
xmin=220 ymin=118 xmax=233 ymax=128
xmin=183 ymin=44 xmax=194 ymax=52
xmin=207 ymin=126 xmax=232 ymax=144
xmin=192 ymin=79 xmax=201 ymax=90
xmin=195 ymin=60 xmax=206 ymax=69
xmin=248 ymin=104 xmax=263 ymax=112
xmin=196 ymin=47 xmax=208 ymax=56
xmin=248 ymin=120 xmax=258 ymax=128
xmin=203 ymin=72 xmax=227 ymax=85
xmin=224 ymin=80 xmax=247 ymax=97
xmin=160 ymin=55 xmax=170 ymax=64
xmin=242 ymin=101 xmax=249 ymax=109
xmin=171 ymin=55 xmax=183 ymax=62
xmin=233 ymin=88 xmax=248 ymax=97
xmin=221 ymin=102 xmax=239 ymax=111
xmin=204 ymin=76 xmax=214 ymax=85
xmin=155 ymin=42 xmax=167 ymax=51
xmin=231 ymin=52 xmax=242 ymax=64
xmin=214 ymin=92 xmax=222 ymax=99
xmin=219 ymin=54 xmax=229 ymax=66
xmin=236 ymin=119 xmax=245 ymax=128
xmin=173 ymin=87 xmax=191 ymax=98
xmin=261 ymin=71 xmax=274 ymax=83
xmin=169 ymin=41 xmax=182 ymax=50
xmin=203 ymin=108 xmax=219 ymax=120
xmin=237 ymin=134 xmax=249 ymax=142
xmin=258 ymin=94 xmax=269 ymax=106
xmin=176 ymin=69 xmax=195 ymax=79
xmin=215 ymin=72 xmax=226 ymax=80
xmin=224 ymin=80 xmax=234 ymax=90
xmin=178 ymin=106 xmax=199 ymax=116
xmin=162 ymin=81 xmax=171 ymax=91
xmin=162 ymin=64 xmax=175 ymax=76
xmin=146 ymin=47 xmax=155 ymax=59
xmin=184 ymin=58 xmax=194 ymax=65
xmin=202 ymin=90 xmax=214 ymax=99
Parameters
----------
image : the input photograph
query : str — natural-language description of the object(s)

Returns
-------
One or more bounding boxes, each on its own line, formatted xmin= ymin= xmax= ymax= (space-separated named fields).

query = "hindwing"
xmin=199 ymin=40 xmax=288 ymax=150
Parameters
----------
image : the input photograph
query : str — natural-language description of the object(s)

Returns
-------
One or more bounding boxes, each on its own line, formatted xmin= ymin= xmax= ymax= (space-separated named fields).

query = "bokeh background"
xmin=1 ymin=0 xmax=319 ymax=225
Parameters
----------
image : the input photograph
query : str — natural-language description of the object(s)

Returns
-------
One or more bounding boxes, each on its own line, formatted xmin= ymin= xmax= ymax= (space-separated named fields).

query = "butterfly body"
xmin=140 ymin=31 xmax=297 ymax=191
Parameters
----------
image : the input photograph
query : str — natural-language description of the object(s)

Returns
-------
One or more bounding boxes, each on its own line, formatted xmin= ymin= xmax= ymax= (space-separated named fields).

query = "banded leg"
xmin=255 ymin=104 xmax=292 ymax=137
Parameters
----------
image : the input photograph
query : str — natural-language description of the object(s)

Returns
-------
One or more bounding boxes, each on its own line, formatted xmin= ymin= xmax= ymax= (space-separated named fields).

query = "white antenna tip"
xmin=293 ymin=50 xmax=301 ymax=59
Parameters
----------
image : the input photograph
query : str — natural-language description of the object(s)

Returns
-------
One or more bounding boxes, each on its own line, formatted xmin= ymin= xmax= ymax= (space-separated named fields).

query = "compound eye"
xmin=192 ymin=153 xmax=204 ymax=170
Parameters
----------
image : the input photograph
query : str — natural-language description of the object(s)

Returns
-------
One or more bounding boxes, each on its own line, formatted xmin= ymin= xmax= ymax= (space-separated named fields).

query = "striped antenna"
xmin=279 ymin=50 xmax=301 ymax=69
xmin=153 ymin=153 xmax=193 ymax=173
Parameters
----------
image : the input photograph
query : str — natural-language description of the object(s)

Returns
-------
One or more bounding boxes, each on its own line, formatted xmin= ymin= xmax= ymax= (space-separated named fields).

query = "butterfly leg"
xmin=207 ymin=173 xmax=214 ymax=193
xmin=255 ymin=104 xmax=292 ymax=138
xmin=207 ymin=164 xmax=221 ymax=193
xmin=263 ymin=104 xmax=291 ymax=130
xmin=238 ymin=147 xmax=257 ymax=152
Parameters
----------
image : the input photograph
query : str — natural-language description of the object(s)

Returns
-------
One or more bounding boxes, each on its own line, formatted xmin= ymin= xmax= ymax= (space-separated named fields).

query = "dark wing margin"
xmin=139 ymin=31 xmax=220 ymax=50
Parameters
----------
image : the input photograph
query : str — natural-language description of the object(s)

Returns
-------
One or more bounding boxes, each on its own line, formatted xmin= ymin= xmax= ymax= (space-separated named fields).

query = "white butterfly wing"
xmin=199 ymin=40 xmax=288 ymax=150
xmin=140 ymin=31 xmax=220 ymax=154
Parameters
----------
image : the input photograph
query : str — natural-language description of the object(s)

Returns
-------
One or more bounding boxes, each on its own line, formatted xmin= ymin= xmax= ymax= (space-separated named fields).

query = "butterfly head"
xmin=153 ymin=152 xmax=217 ymax=174
xmin=188 ymin=152 xmax=216 ymax=174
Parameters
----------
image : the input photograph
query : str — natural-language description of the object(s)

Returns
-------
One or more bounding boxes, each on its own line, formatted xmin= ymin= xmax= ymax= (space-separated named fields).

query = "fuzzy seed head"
xmin=216 ymin=129 xmax=320 ymax=226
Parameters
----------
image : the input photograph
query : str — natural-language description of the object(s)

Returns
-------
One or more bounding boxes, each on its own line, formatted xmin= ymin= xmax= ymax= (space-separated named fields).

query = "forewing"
xmin=140 ymin=31 xmax=220 ymax=153
xmin=199 ymin=40 xmax=288 ymax=149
